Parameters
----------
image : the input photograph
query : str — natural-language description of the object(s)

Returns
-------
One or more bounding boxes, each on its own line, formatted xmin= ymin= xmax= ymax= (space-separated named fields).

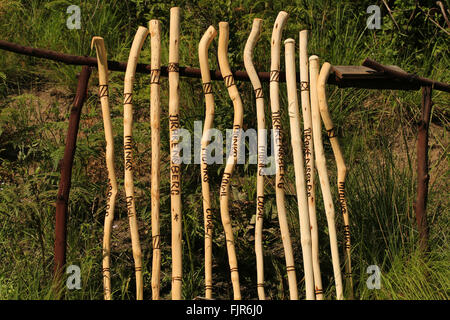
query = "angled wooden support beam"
xmin=415 ymin=86 xmax=432 ymax=251
xmin=54 ymin=65 xmax=91 ymax=277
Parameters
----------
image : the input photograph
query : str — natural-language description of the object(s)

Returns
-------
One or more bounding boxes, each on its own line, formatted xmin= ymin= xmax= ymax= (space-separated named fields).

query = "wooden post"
xmin=54 ymin=65 xmax=91 ymax=276
xmin=415 ymin=86 xmax=432 ymax=251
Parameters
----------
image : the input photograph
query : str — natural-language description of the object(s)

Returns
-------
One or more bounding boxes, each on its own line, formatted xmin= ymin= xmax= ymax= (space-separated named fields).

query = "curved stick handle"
xmin=309 ymin=56 xmax=343 ymax=300
xmin=123 ymin=25 xmax=148 ymax=300
xmin=317 ymin=62 xmax=351 ymax=298
xmin=198 ymin=25 xmax=217 ymax=300
xmin=243 ymin=18 xmax=266 ymax=300
xmin=299 ymin=30 xmax=323 ymax=300
xmin=284 ymin=38 xmax=315 ymax=300
xmin=149 ymin=19 xmax=162 ymax=301
xmin=218 ymin=21 xmax=242 ymax=300
xmin=92 ymin=36 xmax=118 ymax=301
xmin=168 ymin=6 xmax=183 ymax=300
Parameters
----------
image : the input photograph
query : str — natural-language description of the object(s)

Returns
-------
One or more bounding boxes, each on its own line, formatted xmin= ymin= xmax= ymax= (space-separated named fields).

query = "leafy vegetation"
xmin=0 ymin=0 xmax=448 ymax=299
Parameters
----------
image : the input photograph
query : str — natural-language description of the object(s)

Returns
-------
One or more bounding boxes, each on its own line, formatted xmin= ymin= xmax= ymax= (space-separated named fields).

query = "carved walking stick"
xmin=269 ymin=11 xmax=298 ymax=300
xmin=91 ymin=36 xmax=118 ymax=300
xmin=243 ymin=18 xmax=266 ymax=300
xmin=123 ymin=26 xmax=148 ymax=300
xmin=284 ymin=38 xmax=315 ymax=300
xmin=169 ymin=7 xmax=183 ymax=300
xmin=198 ymin=25 xmax=217 ymax=300
xmin=298 ymin=30 xmax=323 ymax=299
xmin=309 ymin=56 xmax=343 ymax=300
xmin=218 ymin=21 xmax=242 ymax=300
xmin=317 ymin=62 xmax=353 ymax=299
xmin=149 ymin=19 xmax=162 ymax=300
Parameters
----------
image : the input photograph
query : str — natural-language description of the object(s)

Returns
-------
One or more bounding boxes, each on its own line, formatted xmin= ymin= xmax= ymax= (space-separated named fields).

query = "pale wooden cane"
xmin=284 ymin=38 xmax=315 ymax=300
xmin=168 ymin=7 xmax=183 ymax=300
xmin=270 ymin=11 xmax=298 ymax=300
xmin=317 ymin=62 xmax=353 ymax=299
xmin=243 ymin=18 xmax=266 ymax=300
xmin=198 ymin=25 xmax=217 ymax=300
xmin=91 ymin=36 xmax=118 ymax=300
xmin=218 ymin=21 xmax=242 ymax=300
xmin=149 ymin=19 xmax=162 ymax=300
xmin=123 ymin=26 xmax=149 ymax=300
xmin=299 ymin=30 xmax=323 ymax=299
xmin=309 ymin=56 xmax=343 ymax=300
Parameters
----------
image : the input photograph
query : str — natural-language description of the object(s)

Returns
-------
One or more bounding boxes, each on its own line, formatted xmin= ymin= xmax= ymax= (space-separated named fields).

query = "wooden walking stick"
xmin=309 ymin=56 xmax=343 ymax=300
xmin=91 ymin=36 xmax=118 ymax=300
xmin=123 ymin=26 xmax=148 ymax=300
xmin=269 ymin=11 xmax=298 ymax=300
xmin=243 ymin=18 xmax=266 ymax=300
xmin=298 ymin=30 xmax=323 ymax=299
xmin=198 ymin=25 xmax=217 ymax=300
xmin=284 ymin=38 xmax=315 ymax=300
xmin=169 ymin=7 xmax=183 ymax=300
xmin=317 ymin=62 xmax=353 ymax=299
xmin=149 ymin=19 xmax=162 ymax=300
xmin=218 ymin=21 xmax=242 ymax=300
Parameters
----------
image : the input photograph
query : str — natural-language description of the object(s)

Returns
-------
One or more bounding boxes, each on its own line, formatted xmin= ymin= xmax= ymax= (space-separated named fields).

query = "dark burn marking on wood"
xmin=124 ymin=92 xmax=133 ymax=105
xmin=223 ymin=74 xmax=235 ymax=88
xmin=201 ymin=148 xmax=209 ymax=182
xmin=338 ymin=181 xmax=351 ymax=250
xmin=272 ymin=111 xmax=286 ymax=189
xmin=105 ymin=179 xmax=113 ymax=217
xmin=257 ymin=196 xmax=264 ymax=220
xmin=124 ymin=135 xmax=133 ymax=171
xmin=205 ymin=208 xmax=213 ymax=231
xmin=99 ymin=84 xmax=109 ymax=98
xmin=300 ymin=81 xmax=309 ymax=91
xmin=150 ymin=69 xmax=160 ymax=84
xmin=152 ymin=234 xmax=161 ymax=249
xmin=327 ymin=127 xmax=337 ymax=138
xmin=230 ymin=267 xmax=239 ymax=272
xmin=258 ymin=145 xmax=266 ymax=176
xmin=304 ymin=128 xmax=313 ymax=197
xmin=257 ymin=283 xmax=265 ymax=288
xmin=254 ymin=87 xmax=263 ymax=99
xmin=169 ymin=114 xmax=181 ymax=196
xmin=202 ymin=82 xmax=213 ymax=95
xmin=125 ymin=195 xmax=134 ymax=217
xmin=270 ymin=70 xmax=280 ymax=82
xmin=286 ymin=266 xmax=296 ymax=272
xmin=167 ymin=62 xmax=179 ymax=72
xmin=220 ymin=172 xmax=232 ymax=197
xmin=172 ymin=276 xmax=182 ymax=281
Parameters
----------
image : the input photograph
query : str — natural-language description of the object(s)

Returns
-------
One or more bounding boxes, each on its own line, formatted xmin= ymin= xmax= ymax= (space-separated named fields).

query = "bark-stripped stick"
xmin=317 ymin=62 xmax=352 ymax=298
xmin=123 ymin=26 xmax=148 ymax=300
xmin=309 ymin=56 xmax=343 ymax=300
xmin=218 ymin=21 xmax=242 ymax=300
xmin=149 ymin=19 xmax=162 ymax=300
xmin=91 ymin=37 xmax=118 ymax=300
xmin=299 ymin=30 xmax=323 ymax=300
xmin=169 ymin=7 xmax=183 ymax=300
xmin=198 ymin=25 xmax=217 ymax=300
xmin=270 ymin=11 xmax=298 ymax=300
xmin=284 ymin=39 xmax=315 ymax=300
xmin=243 ymin=18 xmax=266 ymax=300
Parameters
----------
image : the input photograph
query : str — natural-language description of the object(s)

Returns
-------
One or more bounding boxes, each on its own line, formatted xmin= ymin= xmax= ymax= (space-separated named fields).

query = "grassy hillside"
xmin=0 ymin=0 xmax=448 ymax=299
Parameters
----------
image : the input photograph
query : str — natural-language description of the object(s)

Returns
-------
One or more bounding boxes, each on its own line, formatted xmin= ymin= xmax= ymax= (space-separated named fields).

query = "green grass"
xmin=0 ymin=0 xmax=449 ymax=300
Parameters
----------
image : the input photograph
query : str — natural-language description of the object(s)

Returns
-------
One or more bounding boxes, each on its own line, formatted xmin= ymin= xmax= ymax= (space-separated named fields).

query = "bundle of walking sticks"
xmin=91 ymin=7 xmax=353 ymax=301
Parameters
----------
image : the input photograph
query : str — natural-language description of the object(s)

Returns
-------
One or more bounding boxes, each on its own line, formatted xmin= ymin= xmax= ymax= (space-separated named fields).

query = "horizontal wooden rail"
xmin=3 ymin=39 xmax=448 ymax=91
